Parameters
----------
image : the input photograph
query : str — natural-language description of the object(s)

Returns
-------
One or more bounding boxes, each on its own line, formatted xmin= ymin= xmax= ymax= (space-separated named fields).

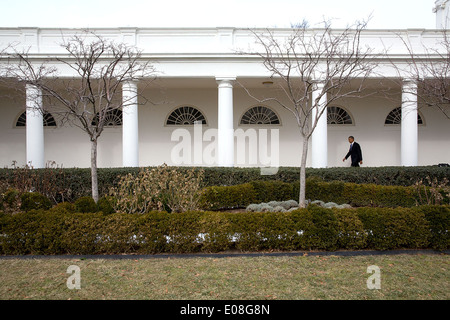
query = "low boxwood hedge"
xmin=1 ymin=165 xmax=448 ymax=203
xmin=199 ymin=178 xmax=446 ymax=210
xmin=0 ymin=205 xmax=448 ymax=255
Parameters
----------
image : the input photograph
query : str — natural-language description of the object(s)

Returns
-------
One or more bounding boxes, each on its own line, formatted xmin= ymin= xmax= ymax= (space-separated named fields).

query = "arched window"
xmin=240 ymin=106 xmax=280 ymax=125
xmin=166 ymin=106 xmax=207 ymax=125
xmin=15 ymin=111 xmax=57 ymax=127
xmin=92 ymin=109 xmax=123 ymax=127
xmin=327 ymin=106 xmax=353 ymax=125
xmin=385 ymin=107 xmax=424 ymax=125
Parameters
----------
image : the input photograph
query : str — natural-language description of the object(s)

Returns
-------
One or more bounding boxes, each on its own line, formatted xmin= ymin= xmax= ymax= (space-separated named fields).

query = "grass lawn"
xmin=0 ymin=252 xmax=448 ymax=301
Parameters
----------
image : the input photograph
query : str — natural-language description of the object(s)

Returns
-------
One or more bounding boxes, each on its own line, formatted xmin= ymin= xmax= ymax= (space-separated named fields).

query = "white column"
xmin=401 ymin=80 xmax=418 ymax=166
xmin=311 ymin=82 xmax=328 ymax=168
xmin=434 ymin=0 xmax=450 ymax=29
xmin=122 ymin=81 xmax=139 ymax=167
xmin=26 ymin=84 xmax=44 ymax=168
xmin=216 ymin=77 xmax=235 ymax=167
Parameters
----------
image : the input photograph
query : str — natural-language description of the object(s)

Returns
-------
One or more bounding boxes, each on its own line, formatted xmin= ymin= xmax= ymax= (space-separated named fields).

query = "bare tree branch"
xmin=388 ymin=30 xmax=450 ymax=119
xmin=239 ymin=19 xmax=380 ymax=207
xmin=1 ymin=31 xmax=157 ymax=201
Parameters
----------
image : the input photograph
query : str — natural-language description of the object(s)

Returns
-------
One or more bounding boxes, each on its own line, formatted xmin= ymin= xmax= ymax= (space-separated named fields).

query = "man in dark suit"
xmin=343 ymin=136 xmax=363 ymax=167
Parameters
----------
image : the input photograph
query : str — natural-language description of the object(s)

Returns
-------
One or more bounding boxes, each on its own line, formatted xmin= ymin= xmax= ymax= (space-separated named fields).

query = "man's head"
xmin=348 ymin=136 xmax=355 ymax=143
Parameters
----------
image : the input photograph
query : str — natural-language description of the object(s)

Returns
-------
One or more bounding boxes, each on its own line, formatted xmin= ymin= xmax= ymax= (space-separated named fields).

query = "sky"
xmin=0 ymin=0 xmax=437 ymax=29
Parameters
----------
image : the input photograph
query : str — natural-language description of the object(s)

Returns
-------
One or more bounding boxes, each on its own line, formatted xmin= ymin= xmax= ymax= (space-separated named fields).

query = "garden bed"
xmin=0 ymin=205 xmax=448 ymax=255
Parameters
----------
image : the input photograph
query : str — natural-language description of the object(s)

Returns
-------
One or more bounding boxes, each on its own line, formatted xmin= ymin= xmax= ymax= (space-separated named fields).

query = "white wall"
xmin=1 ymin=83 xmax=449 ymax=168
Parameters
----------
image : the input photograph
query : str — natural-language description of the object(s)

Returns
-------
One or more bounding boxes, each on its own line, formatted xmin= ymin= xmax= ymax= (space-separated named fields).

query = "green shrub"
xmin=50 ymin=201 xmax=76 ymax=214
xmin=99 ymin=213 xmax=140 ymax=253
xmin=0 ymin=206 xmax=447 ymax=255
xmin=333 ymin=208 xmax=368 ymax=249
xmin=1 ymin=166 xmax=448 ymax=204
xmin=301 ymin=205 xmax=340 ymax=251
xmin=74 ymin=196 xmax=98 ymax=213
xmin=305 ymin=177 xmax=346 ymax=203
xmin=231 ymin=211 xmax=265 ymax=251
xmin=199 ymin=211 xmax=234 ymax=253
xmin=357 ymin=207 xmax=430 ymax=250
xmin=199 ymin=183 xmax=257 ymax=210
xmin=72 ymin=196 xmax=115 ymax=215
xmin=0 ymin=210 xmax=65 ymax=254
xmin=250 ymin=180 xmax=294 ymax=203
xmin=199 ymin=179 xmax=423 ymax=210
xmin=165 ymin=211 xmax=204 ymax=253
xmin=344 ymin=183 xmax=417 ymax=207
xmin=416 ymin=205 xmax=450 ymax=250
xmin=259 ymin=211 xmax=298 ymax=250
xmin=136 ymin=211 xmax=171 ymax=253
xmin=60 ymin=212 xmax=104 ymax=254
xmin=20 ymin=192 xmax=52 ymax=212
xmin=97 ymin=197 xmax=115 ymax=214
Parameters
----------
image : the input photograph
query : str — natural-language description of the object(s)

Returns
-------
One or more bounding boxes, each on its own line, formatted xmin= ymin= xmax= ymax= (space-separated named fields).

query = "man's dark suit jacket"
xmin=345 ymin=142 xmax=363 ymax=167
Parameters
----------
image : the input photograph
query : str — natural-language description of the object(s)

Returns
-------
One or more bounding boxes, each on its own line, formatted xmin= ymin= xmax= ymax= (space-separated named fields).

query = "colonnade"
xmin=24 ymin=78 xmax=419 ymax=168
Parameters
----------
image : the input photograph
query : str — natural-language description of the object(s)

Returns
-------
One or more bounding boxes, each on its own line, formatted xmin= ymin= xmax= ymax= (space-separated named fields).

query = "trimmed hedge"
xmin=199 ymin=178 xmax=447 ymax=210
xmin=304 ymin=178 xmax=422 ymax=208
xmin=0 ymin=205 xmax=448 ymax=255
xmin=3 ymin=177 xmax=447 ymax=215
xmin=0 ymin=166 xmax=448 ymax=203
xmin=198 ymin=183 xmax=257 ymax=211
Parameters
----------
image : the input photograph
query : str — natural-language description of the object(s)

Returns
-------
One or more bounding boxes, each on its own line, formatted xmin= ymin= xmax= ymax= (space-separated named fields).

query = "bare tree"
xmin=241 ymin=20 xmax=379 ymax=207
xmin=2 ymin=31 xmax=156 ymax=202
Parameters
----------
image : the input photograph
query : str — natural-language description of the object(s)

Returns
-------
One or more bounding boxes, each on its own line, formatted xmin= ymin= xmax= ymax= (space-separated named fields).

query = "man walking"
xmin=343 ymin=136 xmax=363 ymax=167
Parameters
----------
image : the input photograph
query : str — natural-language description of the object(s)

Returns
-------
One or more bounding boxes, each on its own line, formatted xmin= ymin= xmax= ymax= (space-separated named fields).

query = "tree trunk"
xmin=91 ymin=139 xmax=99 ymax=203
xmin=299 ymin=136 xmax=309 ymax=208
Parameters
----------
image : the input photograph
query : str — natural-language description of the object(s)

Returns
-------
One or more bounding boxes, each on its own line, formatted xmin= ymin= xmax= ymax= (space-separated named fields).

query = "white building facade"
xmin=0 ymin=4 xmax=449 ymax=169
